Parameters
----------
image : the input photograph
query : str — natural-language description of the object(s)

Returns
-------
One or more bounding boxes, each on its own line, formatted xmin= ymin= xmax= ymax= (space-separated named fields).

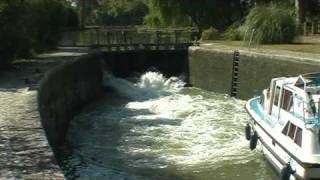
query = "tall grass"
xmin=240 ymin=3 xmax=296 ymax=44
xmin=201 ymin=27 xmax=220 ymax=40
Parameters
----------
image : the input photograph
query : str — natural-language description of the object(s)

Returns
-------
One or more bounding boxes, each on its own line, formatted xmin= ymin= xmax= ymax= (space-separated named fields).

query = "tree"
xmin=0 ymin=0 xmax=78 ymax=68
xmin=145 ymin=0 xmax=247 ymax=31
xmin=72 ymin=0 xmax=99 ymax=28
xmin=96 ymin=0 xmax=148 ymax=25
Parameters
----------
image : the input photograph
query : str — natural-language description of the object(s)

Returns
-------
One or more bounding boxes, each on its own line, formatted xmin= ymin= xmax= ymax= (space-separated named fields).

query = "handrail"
xmin=59 ymin=27 xmax=200 ymax=48
xmin=289 ymin=96 xmax=320 ymax=125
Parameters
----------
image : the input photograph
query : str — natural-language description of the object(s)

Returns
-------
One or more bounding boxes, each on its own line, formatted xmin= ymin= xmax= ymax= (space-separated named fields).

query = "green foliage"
xmin=0 ymin=1 xmax=32 ymax=67
xmin=144 ymin=0 xmax=246 ymax=31
xmin=240 ymin=3 xmax=296 ymax=44
xmin=30 ymin=1 xmax=63 ymax=50
xmin=144 ymin=0 xmax=190 ymax=27
xmin=96 ymin=0 xmax=148 ymax=25
xmin=222 ymin=22 xmax=242 ymax=40
xmin=143 ymin=1 xmax=165 ymax=27
xmin=201 ymin=27 xmax=220 ymax=40
xmin=0 ymin=0 xmax=78 ymax=67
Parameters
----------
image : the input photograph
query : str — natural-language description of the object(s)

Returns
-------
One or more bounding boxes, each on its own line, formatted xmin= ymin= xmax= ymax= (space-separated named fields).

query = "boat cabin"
xmin=260 ymin=73 xmax=320 ymax=153
xmin=262 ymin=73 xmax=320 ymax=124
xmin=246 ymin=72 xmax=320 ymax=179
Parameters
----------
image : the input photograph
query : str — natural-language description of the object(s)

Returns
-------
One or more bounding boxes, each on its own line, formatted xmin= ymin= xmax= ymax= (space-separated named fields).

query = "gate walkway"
xmin=59 ymin=26 xmax=200 ymax=51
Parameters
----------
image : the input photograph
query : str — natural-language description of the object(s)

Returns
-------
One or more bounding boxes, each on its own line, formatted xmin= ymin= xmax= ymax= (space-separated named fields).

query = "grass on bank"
xmin=203 ymin=40 xmax=320 ymax=55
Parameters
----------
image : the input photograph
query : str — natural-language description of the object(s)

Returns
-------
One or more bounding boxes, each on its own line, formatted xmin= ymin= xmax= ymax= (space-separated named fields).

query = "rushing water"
xmin=62 ymin=72 xmax=278 ymax=180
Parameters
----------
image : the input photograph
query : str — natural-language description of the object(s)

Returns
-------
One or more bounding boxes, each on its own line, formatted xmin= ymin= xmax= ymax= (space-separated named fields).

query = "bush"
xmin=30 ymin=0 xmax=68 ymax=51
xmin=240 ymin=3 xmax=296 ymax=44
xmin=143 ymin=12 xmax=165 ymax=27
xmin=97 ymin=0 xmax=148 ymax=26
xmin=223 ymin=22 xmax=241 ymax=40
xmin=201 ymin=27 xmax=220 ymax=40
xmin=0 ymin=1 xmax=78 ymax=68
xmin=0 ymin=2 xmax=32 ymax=67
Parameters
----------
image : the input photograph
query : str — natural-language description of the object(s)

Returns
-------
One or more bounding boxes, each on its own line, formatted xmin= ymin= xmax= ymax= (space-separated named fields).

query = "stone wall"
xmin=38 ymin=52 xmax=104 ymax=148
xmin=189 ymin=47 xmax=234 ymax=94
xmin=189 ymin=46 xmax=320 ymax=99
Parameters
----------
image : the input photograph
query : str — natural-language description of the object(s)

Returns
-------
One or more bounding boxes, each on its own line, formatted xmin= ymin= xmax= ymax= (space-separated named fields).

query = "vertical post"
xmin=174 ymin=30 xmax=179 ymax=44
xmin=90 ymin=29 xmax=94 ymax=45
xmin=304 ymin=22 xmax=307 ymax=36
xmin=317 ymin=99 xmax=320 ymax=124
xmin=96 ymin=28 xmax=100 ymax=46
xmin=303 ymin=101 xmax=306 ymax=123
xmin=295 ymin=0 xmax=305 ymax=30
xmin=312 ymin=22 xmax=315 ymax=35
xmin=102 ymin=31 xmax=106 ymax=45
xmin=230 ymin=50 xmax=240 ymax=97
xmin=156 ymin=30 xmax=161 ymax=50
xmin=122 ymin=31 xmax=127 ymax=44
xmin=79 ymin=0 xmax=86 ymax=29
xmin=107 ymin=31 xmax=111 ymax=45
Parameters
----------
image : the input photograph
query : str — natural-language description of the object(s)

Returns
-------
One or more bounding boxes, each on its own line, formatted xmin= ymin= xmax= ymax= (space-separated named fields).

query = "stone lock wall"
xmin=189 ymin=46 xmax=320 ymax=99
xmin=38 ymin=52 xmax=104 ymax=148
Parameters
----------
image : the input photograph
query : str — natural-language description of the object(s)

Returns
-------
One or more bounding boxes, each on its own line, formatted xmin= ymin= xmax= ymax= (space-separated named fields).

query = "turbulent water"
xmin=62 ymin=72 xmax=277 ymax=180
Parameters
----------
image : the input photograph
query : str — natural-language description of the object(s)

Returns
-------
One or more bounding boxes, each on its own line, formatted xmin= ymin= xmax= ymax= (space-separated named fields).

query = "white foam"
xmin=68 ymin=71 xmax=256 ymax=178
xmin=103 ymin=71 xmax=185 ymax=99
xmin=103 ymin=72 xmax=254 ymax=169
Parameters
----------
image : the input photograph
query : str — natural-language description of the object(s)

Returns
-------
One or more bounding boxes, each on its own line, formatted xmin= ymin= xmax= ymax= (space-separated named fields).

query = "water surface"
xmin=62 ymin=72 xmax=277 ymax=180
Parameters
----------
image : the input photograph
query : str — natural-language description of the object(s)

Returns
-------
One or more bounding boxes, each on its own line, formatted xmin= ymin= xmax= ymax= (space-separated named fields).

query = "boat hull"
xmin=246 ymin=98 xmax=320 ymax=180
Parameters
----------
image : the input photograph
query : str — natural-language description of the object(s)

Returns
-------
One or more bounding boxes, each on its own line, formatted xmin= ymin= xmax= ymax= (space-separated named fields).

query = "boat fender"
xmin=245 ymin=123 xmax=251 ymax=140
xmin=250 ymin=131 xmax=258 ymax=150
xmin=280 ymin=163 xmax=295 ymax=180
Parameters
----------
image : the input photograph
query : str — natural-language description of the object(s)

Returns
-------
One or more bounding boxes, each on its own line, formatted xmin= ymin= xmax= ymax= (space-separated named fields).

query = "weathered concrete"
xmin=189 ymin=47 xmax=234 ymax=95
xmin=38 ymin=53 xmax=104 ymax=148
xmin=189 ymin=45 xmax=320 ymax=99
xmin=0 ymin=60 xmax=65 ymax=179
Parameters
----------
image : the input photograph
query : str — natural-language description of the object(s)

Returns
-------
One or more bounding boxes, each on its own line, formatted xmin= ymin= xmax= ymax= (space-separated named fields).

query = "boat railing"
xmin=284 ymin=95 xmax=320 ymax=125
xmin=300 ymin=99 xmax=320 ymax=125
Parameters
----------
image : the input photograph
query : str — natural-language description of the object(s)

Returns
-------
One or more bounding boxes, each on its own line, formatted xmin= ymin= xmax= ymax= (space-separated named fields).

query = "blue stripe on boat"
xmin=250 ymin=98 xmax=275 ymax=128
xmin=250 ymin=98 xmax=320 ymax=126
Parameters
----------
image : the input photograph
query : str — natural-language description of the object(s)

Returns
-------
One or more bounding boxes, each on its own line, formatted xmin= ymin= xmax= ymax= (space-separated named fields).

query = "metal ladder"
xmin=230 ymin=50 xmax=240 ymax=97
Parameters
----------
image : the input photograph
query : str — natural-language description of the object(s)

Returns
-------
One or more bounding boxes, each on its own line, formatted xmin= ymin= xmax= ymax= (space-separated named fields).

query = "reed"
xmin=240 ymin=3 xmax=296 ymax=44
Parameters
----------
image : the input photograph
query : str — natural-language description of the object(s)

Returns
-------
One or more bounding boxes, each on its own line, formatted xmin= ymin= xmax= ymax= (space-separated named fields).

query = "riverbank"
xmin=0 ymin=52 xmax=84 ymax=179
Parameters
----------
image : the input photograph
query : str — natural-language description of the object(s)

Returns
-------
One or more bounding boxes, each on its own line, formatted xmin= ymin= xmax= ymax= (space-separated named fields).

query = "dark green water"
xmin=61 ymin=72 xmax=277 ymax=180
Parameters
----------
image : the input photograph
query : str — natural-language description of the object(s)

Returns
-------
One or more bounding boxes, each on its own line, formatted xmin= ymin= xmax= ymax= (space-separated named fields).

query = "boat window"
xmin=281 ymin=89 xmax=293 ymax=111
xmin=295 ymin=77 xmax=305 ymax=89
xmin=294 ymin=127 xmax=302 ymax=147
xmin=282 ymin=121 xmax=290 ymax=135
xmin=288 ymin=123 xmax=296 ymax=139
xmin=274 ymin=86 xmax=281 ymax=106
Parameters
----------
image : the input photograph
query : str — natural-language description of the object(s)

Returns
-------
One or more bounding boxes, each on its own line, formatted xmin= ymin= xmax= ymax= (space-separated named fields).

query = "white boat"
xmin=246 ymin=72 xmax=320 ymax=180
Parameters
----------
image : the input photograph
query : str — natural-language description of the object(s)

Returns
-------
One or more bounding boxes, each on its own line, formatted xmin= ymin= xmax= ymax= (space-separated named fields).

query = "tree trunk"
xmin=79 ymin=0 xmax=86 ymax=29
xmin=295 ymin=0 xmax=305 ymax=26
